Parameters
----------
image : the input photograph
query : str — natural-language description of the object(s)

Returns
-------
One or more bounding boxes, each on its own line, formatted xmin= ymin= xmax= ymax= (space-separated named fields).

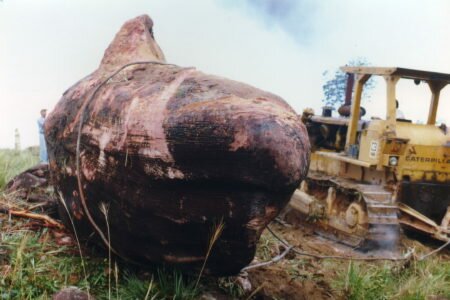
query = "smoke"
xmin=219 ymin=0 xmax=317 ymax=44
xmin=371 ymin=225 xmax=399 ymax=253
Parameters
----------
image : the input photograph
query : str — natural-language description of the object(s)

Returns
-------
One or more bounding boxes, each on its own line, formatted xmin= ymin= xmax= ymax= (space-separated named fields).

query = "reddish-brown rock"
xmin=52 ymin=287 xmax=92 ymax=300
xmin=6 ymin=163 xmax=56 ymax=206
xmin=45 ymin=15 xmax=310 ymax=275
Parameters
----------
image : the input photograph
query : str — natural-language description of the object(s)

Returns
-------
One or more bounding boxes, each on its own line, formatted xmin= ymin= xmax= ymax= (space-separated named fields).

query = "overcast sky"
xmin=1 ymin=0 xmax=449 ymax=148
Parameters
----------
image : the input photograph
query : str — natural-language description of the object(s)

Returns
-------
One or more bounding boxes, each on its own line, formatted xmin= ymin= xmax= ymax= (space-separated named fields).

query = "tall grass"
xmin=0 ymin=228 xmax=101 ymax=299
xmin=0 ymin=148 xmax=39 ymax=189
xmin=0 ymin=149 xmax=205 ymax=299
xmin=195 ymin=218 xmax=224 ymax=290
xmin=0 ymin=223 xmax=205 ymax=299
xmin=333 ymin=258 xmax=450 ymax=300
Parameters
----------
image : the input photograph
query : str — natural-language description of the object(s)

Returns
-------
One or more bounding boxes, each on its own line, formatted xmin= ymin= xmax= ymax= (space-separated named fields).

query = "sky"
xmin=1 ymin=0 xmax=449 ymax=148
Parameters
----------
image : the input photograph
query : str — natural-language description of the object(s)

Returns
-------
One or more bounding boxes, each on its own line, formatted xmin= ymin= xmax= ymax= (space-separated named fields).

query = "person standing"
xmin=38 ymin=109 xmax=48 ymax=163
xmin=396 ymin=100 xmax=405 ymax=119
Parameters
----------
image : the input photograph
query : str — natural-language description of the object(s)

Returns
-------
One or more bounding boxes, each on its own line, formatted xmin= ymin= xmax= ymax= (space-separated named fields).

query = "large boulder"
xmin=45 ymin=15 xmax=310 ymax=275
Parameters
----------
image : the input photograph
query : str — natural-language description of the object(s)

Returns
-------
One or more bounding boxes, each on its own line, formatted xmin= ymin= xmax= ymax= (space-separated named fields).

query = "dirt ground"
xmin=242 ymin=219 xmax=449 ymax=300
xmin=247 ymin=222 xmax=351 ymax=300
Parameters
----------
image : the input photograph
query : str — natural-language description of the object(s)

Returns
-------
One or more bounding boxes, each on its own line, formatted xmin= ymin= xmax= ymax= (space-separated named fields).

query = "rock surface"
xmin=6 ymin=163 xmax=57 ymax=208
xmin=6 ymin=163 xmax=49 ymax=193
xmin=45 ymin=14 xmax=310 ymax=275
xmin=52 ymin=287 xmax=92 ymax=300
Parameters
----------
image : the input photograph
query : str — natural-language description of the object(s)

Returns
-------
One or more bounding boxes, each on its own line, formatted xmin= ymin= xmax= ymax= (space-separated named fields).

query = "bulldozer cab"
xmin=335 ymin=67 xmax=450 ymax=172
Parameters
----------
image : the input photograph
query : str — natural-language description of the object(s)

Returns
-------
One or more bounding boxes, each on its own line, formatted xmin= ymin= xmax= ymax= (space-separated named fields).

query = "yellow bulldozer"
xmin=285 ymin=66 xmax=450 ymax=248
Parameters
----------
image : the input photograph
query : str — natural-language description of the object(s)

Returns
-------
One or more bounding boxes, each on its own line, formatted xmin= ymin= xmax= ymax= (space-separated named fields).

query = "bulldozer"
xmin=285 ymin=66 xmax=450 ymax=248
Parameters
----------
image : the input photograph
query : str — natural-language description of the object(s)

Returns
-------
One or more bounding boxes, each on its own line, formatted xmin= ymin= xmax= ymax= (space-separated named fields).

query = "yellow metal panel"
xmin=426 ymin=80 xmax=447 ymax=125
xmin=345 ymin=74 xmax=370 ymax=150
xmin=358 ymin=120 xmax=385 ymax=165
xmin=397 ymin=144 xmax=449 ymax=182
xmin=316 ymin=151 xmax=373 ymax=168
xmin=309 ymin=152 xmax=342 ymax=176
xmin=384 ymin=75 xmax=400 ymax=136
xmin=396 ymin=123 xmax=446 ymax=145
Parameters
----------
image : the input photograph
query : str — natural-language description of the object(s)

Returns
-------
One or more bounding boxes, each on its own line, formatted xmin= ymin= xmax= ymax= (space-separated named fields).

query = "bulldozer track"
xmin=300 ymin=172 xmax=401 ymax=248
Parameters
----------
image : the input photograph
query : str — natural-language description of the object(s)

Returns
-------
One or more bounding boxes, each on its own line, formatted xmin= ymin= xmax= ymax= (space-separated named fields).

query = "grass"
xmin=255 ymin=228 xmax=278 ymax=261
xmin=0 ymin=149 xmax=207 ymax=299
xmin=0 ymin=148 xmax=39 ymax=189
xmin=216 ymin=277 xmax=244 ymax=298
xmin=1 ymin=148 xmax=449 ymax=299
xmin=0 ymin=208 xmax=205 ymax=299
xmin=252 ymin=228 xmax=450 ymax=300
xmin=0 ymin=227 xmax=105 ymax=299
xmin=194 ymin=217 xmax=224 ymax=289
xmin=332 ymin=258 xmax=450 ymax=300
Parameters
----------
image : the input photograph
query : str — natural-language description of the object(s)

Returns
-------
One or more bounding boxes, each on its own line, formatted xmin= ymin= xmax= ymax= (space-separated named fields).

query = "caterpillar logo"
xmin=405 ymin=156 xmax=450 ymax=164
xmin=407 ymin=146 xmax=417 ymax=156
xmin=405 ymin=146 xmax=450 ymax=164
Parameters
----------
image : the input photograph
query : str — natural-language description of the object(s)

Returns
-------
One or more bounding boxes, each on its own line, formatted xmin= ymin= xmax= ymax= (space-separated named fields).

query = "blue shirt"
xmin=38 ymin=117 xmax=45 ymax=134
